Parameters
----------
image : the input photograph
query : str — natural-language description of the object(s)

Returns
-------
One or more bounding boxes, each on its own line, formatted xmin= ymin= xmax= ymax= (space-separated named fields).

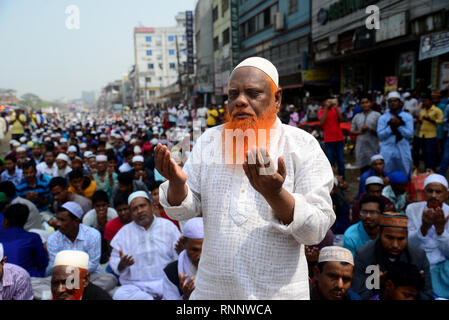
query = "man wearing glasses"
xmin=344 ymin=195 xmax=384 ymax=256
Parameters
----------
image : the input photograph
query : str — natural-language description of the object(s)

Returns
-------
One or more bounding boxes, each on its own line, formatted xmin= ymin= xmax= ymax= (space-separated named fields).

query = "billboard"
xmin=185 ymin=11 xmax=194 ymax=74
xmin=419 ymin=30 xmax=449 ymax=61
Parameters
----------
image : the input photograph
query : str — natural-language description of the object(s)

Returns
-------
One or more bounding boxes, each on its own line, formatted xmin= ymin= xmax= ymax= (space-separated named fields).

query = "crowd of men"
xmin=0 ymin=56 xmax=449 ymax=300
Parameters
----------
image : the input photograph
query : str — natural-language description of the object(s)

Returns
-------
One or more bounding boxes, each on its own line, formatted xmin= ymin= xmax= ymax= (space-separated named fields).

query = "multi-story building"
xmin=311 ymin=0 xmax=449 ymax=94
xmin=194 ymin=0 xmax=215 ymax=106
xmin=133 ymin=13 xmax=188 ymax=106
xmin=238 ymin=0 xmax=310 ymax=104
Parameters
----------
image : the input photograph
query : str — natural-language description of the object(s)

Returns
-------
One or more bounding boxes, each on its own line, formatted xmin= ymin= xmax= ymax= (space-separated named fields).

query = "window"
xmin=146 ymin=50 xmax=152 ymax=56
xmin=168 ymin=35 xmax=174 ymax=42
xmin=169 ymin=63 xmax=176 ymax=69
xmin=182 ymin=35 xmax=186 ymax=41
xmin=169 ymin=49 xmax=175 ymax=55
xmin=247 ymin=16 xmax=256 ymax=35
xmin=263 ymin=8 xmax=271 ymax=26
xmin=222 ymin=0 xmax=228 ymax=17
xmin=288 ymin=40 xmax=298 ymax=56
xmin=146 ymin=36 xmax=152 ymax=42
xmin=183 ymin=49 xmax=187 ymax=55
xmin=213 ymin=36 xmax=219 ymax=51
xmin=280 ymin=43 xmax=289 ymax=58
xmin=159 ymin=63 xmax=164 ymax=70
xmin=145 ymin=77 xmax=151 ymax=83
xmin=213 ymin=6 xmax=218 ymax=22
xmin=288 ymin=0 xmax=298 ymax=14
xmin=223 ymin=28 xmax=230 ymax=45
xmin=271 ymin=46 xmax=279 ymax=60
xmin=148 ymin=63 xmax=154 ymax=69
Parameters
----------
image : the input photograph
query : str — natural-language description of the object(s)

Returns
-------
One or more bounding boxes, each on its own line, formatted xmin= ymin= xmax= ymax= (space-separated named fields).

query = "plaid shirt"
xmin=46 ymin=223 xmax=101 ymax=273
xmin=16 ymin=175 xmax=51 ymax=212
xmin=0 ymin=263 xmax=34 ymax=300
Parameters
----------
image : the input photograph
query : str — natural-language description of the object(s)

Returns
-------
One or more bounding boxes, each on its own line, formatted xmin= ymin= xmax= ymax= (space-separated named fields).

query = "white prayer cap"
xmin=54 ymin=250 xmax=89 ymax=270
xmin=134 ymin=146 xmax=142 ymax=154
xmin=61 ymin=201 xmax=84 ymax=219
xmin=19 ymin=136 xmax=27 ymax=143
xmin=318 ymin=246 xmax=354 ymax=266
xmin=84 ymin=151 xmax=93 ymax=158
xmin=130 ymin=138 xmax=137 ymax=144
xmin=96 ymin=155 xmax=107 ymax=162
xmin=387 ymin=91 xmax=401 ymax=100
xmin=0 ymin=243 xmax=3 ymax=260
xmin=87 ymin=153 xmax=97 ymax=159
xmin=124 ymin=135 xmax=131 ymax=142
xmin=10 ymin=139 xmax=18 ymax=145
xmin=76 ymin=131 xmax=83 ymax=137
xmin=68 ymin=145 xmax=77 ymax=153
xmin=60 ymin=138 xmax=68 ymax=143
xmin=56 ymin=153 xmax=70 ymax=163
xmin=370 ymin=154 xmax=384 ymax=164
xmin=16 ymin=146 xmax=26 ymax=153
xmin=44 ymin=137 xmax=51 ymax=142
xmin=403 ymin=92 xmax=411 ymax=98
xmin=132 ymin=155 xmax=144 ymax=163
xmin=424 ymin=174 xmax=448 ymax=190
xmin=79 ymin=143 xmax=87 ymax=149
xmin=232 ymin=57 xmax=279 ymax=87
xmin=128 ymin=191 xmax=150 ymax=205
xmin=91 ymin=131 xmax=96 ymax=135
xmin=100 ymin=134 xmax=107 ymax=138
xmin=105 ymin=143 xmax=113 ymax=150
xmin=365 ymin=176 xmax=384 ymax=186
xmin=183 ymin=217 xmax=204 ymax=239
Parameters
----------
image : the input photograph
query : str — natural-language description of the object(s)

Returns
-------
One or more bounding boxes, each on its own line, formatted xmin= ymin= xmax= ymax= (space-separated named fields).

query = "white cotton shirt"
xmin=82 ymin=207 xmax=118 ymax=229
xmin=406 ymin=202 xmax=449 ymax=268
xmin=118 ymin=162 xmax=133 ymax=173
xmin=109 ymin=218 xmax=181 ymax=296
xmin=36 ymin=162 xmax=58 ymax=177
xmin=159 ymin=117 xmax=335 ymax=300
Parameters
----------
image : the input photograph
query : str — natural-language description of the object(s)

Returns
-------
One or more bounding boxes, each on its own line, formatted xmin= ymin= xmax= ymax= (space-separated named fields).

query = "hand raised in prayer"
xmin=118 ymin=250 xmax=135 ymax=272
xmin=154 ymin=143 xmax=187 ymax=186
xmin=433 ymin=208 xmax=449 ymax=235
xmin=179 ymin=272 xmax=195 ymax=300
xmin=243 ymin=147 xmax=286 ymax=199
xmin=305 ymin=246 xmax=320 ymax=263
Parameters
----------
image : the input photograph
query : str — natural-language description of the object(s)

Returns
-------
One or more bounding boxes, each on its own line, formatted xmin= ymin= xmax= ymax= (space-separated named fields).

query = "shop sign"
xmin=419 ymin=30 xmax=449 ymax=61
xmin=384 ymin=76 xmax=398 ymax=94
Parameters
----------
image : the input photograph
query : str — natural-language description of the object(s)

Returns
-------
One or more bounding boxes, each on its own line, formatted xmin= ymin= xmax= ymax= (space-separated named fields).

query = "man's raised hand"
xmin=154 ymin=143 xmax=187 ymax=185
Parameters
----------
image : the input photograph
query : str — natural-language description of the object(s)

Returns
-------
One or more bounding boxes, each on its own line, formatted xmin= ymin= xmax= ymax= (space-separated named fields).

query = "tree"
xmin=20 ymin=93 xmax=41 ymax=107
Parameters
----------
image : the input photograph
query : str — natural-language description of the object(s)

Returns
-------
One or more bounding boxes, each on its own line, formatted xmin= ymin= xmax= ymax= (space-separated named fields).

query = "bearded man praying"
xmin=155 ymin=57 xmax=335 ymax=299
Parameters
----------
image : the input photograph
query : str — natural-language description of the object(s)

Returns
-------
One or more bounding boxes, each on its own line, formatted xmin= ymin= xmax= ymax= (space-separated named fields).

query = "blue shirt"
xmin=343 ymin=221 xmax=376 ymax=257
xmin=16 ymin=174 xmax=51 ymax=212
xmin=357 ymin=169 xmax=388 ymax=198
xmin=0 ymin=227 xmax=49 ymax=277
xmin=0 ymin=167 xmax=25 ymax=186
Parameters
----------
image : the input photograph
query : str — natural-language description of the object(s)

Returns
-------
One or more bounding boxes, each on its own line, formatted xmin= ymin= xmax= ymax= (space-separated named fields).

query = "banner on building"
xmin=398 ymin=51 xmax=415 ymax=90
xmin=302 ymin=69 xmax=335 ymax=83
xmin=384 ymin=76 xmax=398 ymax=94
xmin=440 ymin=62 xmax=449 ymax=91
xmin=230 ymin=0 xmax=239 ymax=66
xmin=185 ymin=11 xmax=194 ymax=74
xmin=419 ymin=30 xmax=449 ymax=61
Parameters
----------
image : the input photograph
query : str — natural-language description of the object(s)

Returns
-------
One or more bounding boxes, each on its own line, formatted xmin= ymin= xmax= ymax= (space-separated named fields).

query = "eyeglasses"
xmin=360 ymin=209 xmax=380 ymax=216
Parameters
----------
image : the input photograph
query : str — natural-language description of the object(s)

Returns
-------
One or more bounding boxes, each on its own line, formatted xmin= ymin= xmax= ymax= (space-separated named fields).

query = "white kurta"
xmin=406 ymin=202 xmax=449 ymax=268
xmin=109 ymin=218 xmax=180 ymax=297
xmin=159 ymin=117 xmax=335 ymax=299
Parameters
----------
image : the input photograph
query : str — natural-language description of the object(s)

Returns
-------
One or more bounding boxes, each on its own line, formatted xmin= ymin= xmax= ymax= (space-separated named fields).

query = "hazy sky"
xmin=0 ymin=0 xmax=197 ymax=101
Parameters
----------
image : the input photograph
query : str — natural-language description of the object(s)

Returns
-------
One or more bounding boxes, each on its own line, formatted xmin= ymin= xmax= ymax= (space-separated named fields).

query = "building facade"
xmin=311 ymin=0 xmax=449 ymax=95
xmin=133 ymin=13 xmax=188 ymax=106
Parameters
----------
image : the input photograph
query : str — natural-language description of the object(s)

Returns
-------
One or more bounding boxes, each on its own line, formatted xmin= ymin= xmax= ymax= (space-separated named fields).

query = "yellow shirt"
xmin=206 ymin=109 xmax=218 ymax=126
xmin=419 ymin=105 xmax=443 ymax=138
xmin=10 ymin=114 xmax=27 ymax=134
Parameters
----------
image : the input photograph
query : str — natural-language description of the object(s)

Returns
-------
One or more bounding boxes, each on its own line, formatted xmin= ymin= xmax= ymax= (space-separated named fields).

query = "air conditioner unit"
xmin=274 ymin=12 xmax=284 ymax=31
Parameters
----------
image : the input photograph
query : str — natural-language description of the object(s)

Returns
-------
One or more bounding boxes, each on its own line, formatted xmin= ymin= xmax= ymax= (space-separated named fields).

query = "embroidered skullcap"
xmin=232 ymin=57 xmax=279 ymax=87
xmin=183 ymin=217 xmax=204 ymax=239
xmin=318 ymin=246 xmax=354 ymax=266
xmin=61 ymin=201 xmax=84 ymax=219
xmin=379 ymin=212 xmax=408 ymax=229
xmin=56 ymin=153 xmax=70 ymax=163
xmin=96 ymin=155 xmax=107 ymax=162
xmin=54 ymin=250 xmax=89 ymax=270
xmin=132 ymin=155 xmax=144 ymax=163
xmin=424 ymin=174 xmax=448 ymax=190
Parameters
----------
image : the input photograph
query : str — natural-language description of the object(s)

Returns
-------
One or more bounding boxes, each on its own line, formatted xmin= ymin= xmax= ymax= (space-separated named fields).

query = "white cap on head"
xmin=61 ymin=201 xmax=84 ymax=219
xmin=403 ymin=92 xmax=411 ymax=98
xmin=318 ymin=246 xmax=354 ymax=266
xmin=12 ymin=141 xmax=21 ymax=147
xmin=130 ymin=138 xmax=137 ymax=144
xmin=124 ymin=135 xmax=131 ymax=142
xmin=84 ymin=151 xmax=93 ymax=158
xmin=132 ymin=155 xmax=144 ymax=163
xmin=128 ymin=191 xmax=150 ymax=205
xmin=0 ymin=243 xmax=3 ymax=260
xmin=56 ymin=153 xmax=70 ymax=163
xmin=54 ymin=250 xmax=89 ymax=269
xmin=134 ymin=146 xmax=142 ymax=154
xmin=365 ymin=176 xmax=384 ymax=186
xmin=68 ymin=145 xmax=77 ymax=153
xmin=183 ymin=217 xmax=204 ymax=239
xmin=16 ymin=146 xmax=26 ymax=152
xmin=387 ymin=91 xmax=401 ymax=100
xmin=424 ymin=174 xmax=448 ymax=190
xmin=370 ymin=154 xmax=384 ymax=164
xmin=80 ymin=143 xmax=87 ymax=149
xmin=19 ymin=137 xmax=27 ymax=143
xmin=76 ymin=131 xmax=83 ymax=137
xmin=60 ymin=138 xmax=68 ymax=143
xmin=96 ymin=155 xmax=107 ymax=162
xmin=232 ymin=57 xmax=279 ymax=87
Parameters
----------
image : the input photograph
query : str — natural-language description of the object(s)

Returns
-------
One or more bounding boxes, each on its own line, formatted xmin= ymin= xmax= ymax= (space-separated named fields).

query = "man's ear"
xmin=313 ymin=265 xmax=320 ymax=279
xmin=82 ymin=272 xmax=90 ymax=289
xmin=275 ymin=88 xmax=282 ymax=111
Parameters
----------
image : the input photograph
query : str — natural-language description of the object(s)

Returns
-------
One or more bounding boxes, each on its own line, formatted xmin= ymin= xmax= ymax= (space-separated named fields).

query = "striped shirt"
xmin=46 ymin=223 xmax=101 ymax=273
xmin=16 ymin=175 xmax=51 ymax=212
xmin=0 ymin=263 xmax=34 ymax=300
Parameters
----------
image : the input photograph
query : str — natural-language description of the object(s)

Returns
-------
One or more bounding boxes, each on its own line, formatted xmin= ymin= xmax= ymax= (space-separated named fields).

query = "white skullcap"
xmin=424 ymin=174 xmax=449 ymax=190
xmin=128 ymin=191 xmax=150 ymax=205
xmin=124 ymin=135 xmax=131 ymax=142
xmin=87 ymin=153 xmax=97 ymax=159
xmin=370 ymin=154 xmax=384 ymax=163
xmin=365 ymin=176 xmax=384 ymax=186
xmin=68 ymin=145 xmax=77 ymax=153
xmin=96 ymin=155 xmax=107 ymax=162
xmin=232 ymin=57 xmax=279 ymax=87
xmin=387 ymin=91 xmax=401 ymax=100
xmin=61 ymin=201 xmax=84 ymax=219
xmin=10 ymin=139 xmax=18 ymax=144
xmin=318 ymin=246 xmax=354 ymax=266
xmin=132 ymin=155 xmax=144 ymax=163
xmin=44 ymin=137 xmax=51 ymax=142
xmin=60 ymin=138 xmax=68 ymax=143
xmin=19 ymin=137 xmax=27 ymax=143
xmin=403 ymin=92 xmax=411 ymax=98
xmin=84 ymin=151 xmax=93 ymax=158
xmin=79 ymin=143 xmax=87 ymax=148
xmin=100 ymin=134 xmax=107 ymax=138
xmin=130 ymin=138 xmax=137 ymax=144
xmin=0 ymin=243 xmax=3 ymax=260
xmin=76 ymin=131 xmax=83 ymax=137
xmin=56 ymin=153 xmax=70 ymax=163
xmin=54 ymin=250 xmax=89 ymax=270
xmin=16 ymin=146 xmax=26 ymax=152
xmin=183 ymin=217 xmax=204 ymax=239
xmin=134 ymin=146 xmax=142 ymax=154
